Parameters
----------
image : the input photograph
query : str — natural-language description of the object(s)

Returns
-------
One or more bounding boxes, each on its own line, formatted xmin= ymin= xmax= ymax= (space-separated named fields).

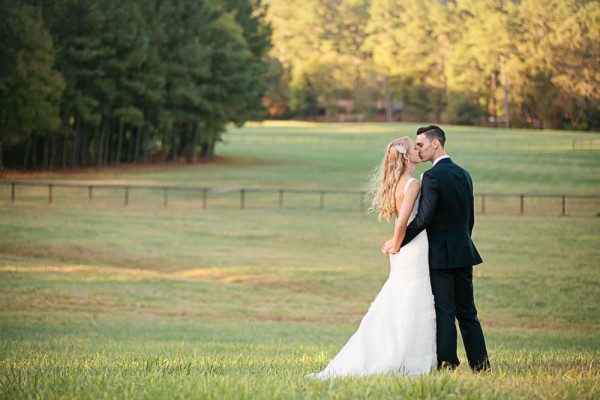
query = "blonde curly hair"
xmin=367 ymin=136 xmax=412 ymax=222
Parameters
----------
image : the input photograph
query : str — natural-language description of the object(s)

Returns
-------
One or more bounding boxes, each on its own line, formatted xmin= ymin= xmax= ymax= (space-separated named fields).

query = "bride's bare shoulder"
xmin=404 ymin=178 xmax=420 ymax=199
xmin=408 ymin=178 xmax=421 ymax=189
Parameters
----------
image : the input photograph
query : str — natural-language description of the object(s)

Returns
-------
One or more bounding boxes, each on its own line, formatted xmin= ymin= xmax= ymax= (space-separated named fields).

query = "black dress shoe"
xmin=438 ymin=361 xmax=459 ymax=371
xmin=472 ymin=357 xmax=491 ymax=373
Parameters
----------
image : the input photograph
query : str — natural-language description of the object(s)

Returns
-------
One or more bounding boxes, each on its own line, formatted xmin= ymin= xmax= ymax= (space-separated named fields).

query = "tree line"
xmin=263 ymin=0 xmax=599 ymax=130
xmin=0 ymin=0 xmax=271 ymax=170
xmin=2 ymin=0 xmax=598 ymax=171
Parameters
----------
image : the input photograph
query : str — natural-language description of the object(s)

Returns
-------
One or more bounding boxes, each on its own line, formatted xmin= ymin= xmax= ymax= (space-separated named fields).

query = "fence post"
xmin=520 ymin=194 xmax=524 ymax=215
xmin=88 ymin=185 xmax=93 ymax=202
xmin=240 ymin=189 xmax=245 ymax=209
xmin=202 ymin=189 xmax=208 ymax=209
xmin=320 ymin=191 xmax=325 ymax=210
xmin=163 ymin=188 xmax=168 ymax=208
xmin=48 ymin=184 xmax=53 ymax=204
xmin=11 ymin=182 xmax=15 ymax=202
xmin=561 ymin=195 xmax=566 ymax=216
xmin=124 ymin=187 xmax=129 ymax=206
xmin=279 ymin=189 xmax=284 ymax=208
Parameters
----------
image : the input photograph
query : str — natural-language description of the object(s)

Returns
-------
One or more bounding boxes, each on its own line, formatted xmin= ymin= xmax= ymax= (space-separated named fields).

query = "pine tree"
xmin=0 ymin=1 xmax=64 ymax=170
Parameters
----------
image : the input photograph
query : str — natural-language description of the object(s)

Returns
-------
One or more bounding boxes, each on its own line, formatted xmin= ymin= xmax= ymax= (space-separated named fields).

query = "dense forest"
xmin=263 ymin=0 xmax=599 ymax=130
xmin=0 ymin=0 xmax=271 ymax=170
xmin=1 ymin=0 xmax=598 ymax=170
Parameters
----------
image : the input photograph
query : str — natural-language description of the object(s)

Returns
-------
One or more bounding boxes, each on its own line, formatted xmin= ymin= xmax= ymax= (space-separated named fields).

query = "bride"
xmin=308 ymin=136 xmax=436 ymax=379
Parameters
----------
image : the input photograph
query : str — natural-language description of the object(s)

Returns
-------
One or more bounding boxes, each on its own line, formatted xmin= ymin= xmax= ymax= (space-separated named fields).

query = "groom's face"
xmin=415 ymin=134 xmax=434 ymax=162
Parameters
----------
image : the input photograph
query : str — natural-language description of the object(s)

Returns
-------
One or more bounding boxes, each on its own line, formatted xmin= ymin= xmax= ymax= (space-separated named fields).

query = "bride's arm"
xmin=401 ymin=172 xmax=439 ymax=246
xmin=386 ymin=180 xmax=420 ymax=254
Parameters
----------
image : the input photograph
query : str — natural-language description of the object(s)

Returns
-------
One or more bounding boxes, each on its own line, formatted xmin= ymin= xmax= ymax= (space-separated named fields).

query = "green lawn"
xmin=4 ymin=121 xmax=600 ymax=195
xmin=1 ymin=122 xmax=599 ymax=398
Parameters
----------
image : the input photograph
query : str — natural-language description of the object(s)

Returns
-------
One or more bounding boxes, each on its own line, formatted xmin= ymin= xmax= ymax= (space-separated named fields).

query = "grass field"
xmin=1 ymin=122 xmax=599 ymax=398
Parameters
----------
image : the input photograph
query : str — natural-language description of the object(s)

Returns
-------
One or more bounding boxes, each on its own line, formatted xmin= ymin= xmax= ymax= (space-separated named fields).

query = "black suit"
xmin=402 ymin=157 xmax=489 ymax=370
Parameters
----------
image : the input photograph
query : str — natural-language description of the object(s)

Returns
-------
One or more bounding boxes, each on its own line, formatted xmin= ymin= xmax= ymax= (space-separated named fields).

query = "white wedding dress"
xmin=308 ymin=178 xmax=437 ymax=379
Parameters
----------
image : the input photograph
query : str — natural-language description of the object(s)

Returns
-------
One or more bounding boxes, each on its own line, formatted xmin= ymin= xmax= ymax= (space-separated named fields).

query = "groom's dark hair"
xmin=417 ymin=125 xmax=446 ymax=147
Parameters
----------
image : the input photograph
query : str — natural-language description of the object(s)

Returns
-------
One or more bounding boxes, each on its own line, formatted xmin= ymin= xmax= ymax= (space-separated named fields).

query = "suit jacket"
xmin=402 ymin=158 xmax=483 ymax=269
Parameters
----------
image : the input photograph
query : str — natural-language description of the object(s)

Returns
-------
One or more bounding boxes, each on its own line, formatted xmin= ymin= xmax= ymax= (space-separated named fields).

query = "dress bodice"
xmin=400 ymin=177 xmax=420 ymax=224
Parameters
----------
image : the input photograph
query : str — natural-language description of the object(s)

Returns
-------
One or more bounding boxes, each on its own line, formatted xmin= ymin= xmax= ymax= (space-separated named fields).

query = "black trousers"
xmin=429 ymin=266 xmax=489 ymax=370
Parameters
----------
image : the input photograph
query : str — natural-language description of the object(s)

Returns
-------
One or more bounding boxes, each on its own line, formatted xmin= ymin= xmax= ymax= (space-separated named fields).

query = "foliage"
xmin=264 ymin=0 xmax=600 ymax=129
xmin=0 ymin=1 xmax=64 ymax=169
xmin=0 ymin=0 xmax=271 ymax=169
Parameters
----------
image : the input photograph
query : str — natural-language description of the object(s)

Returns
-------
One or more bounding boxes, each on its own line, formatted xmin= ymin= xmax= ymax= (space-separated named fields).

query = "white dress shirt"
xmin=433 ymin=154 xmax=450 ymax=166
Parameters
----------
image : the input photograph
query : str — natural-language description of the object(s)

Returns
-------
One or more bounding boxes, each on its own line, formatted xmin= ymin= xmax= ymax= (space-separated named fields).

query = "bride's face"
xmin=406 ymin=140 xmax=421 ymax=164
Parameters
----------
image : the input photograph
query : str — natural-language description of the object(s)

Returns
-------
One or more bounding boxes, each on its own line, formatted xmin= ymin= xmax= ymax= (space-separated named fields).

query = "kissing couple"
xmin=308 ymin=125 xmax=491 ymax=379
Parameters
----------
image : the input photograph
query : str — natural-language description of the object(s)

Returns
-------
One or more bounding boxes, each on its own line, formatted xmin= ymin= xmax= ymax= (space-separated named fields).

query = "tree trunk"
xmin=384 ymin=75 xmax=393 ymax=122
xmin=385 ymin=93 xmax=393 ymax=122
xmin=491 ymin=72 xmax=498 ymax=128
xmin=133 ymin=126 xmax=142 ymax=163
xmin=572 ymin=105 xmax=585 ymax=129
xmin=208 ymin=141 xmax=216 ymax=159
xmin=200 ymin=142 xmax=208 ymax=159
xmin=128 ymin=127 xmax=135 ymax=162
xmin=50 ymin=135 xmax=56 ymax=169
xmin=116 ymin=118 xmax=124 ymax=164
xmin=71 ymin=115 xmax=81 ymax=168
xmin=31 ymin=134 xmax=38 ymax=168
xmin=187 ymin=122 xmax=198 ymax=163
xmin=484 ymin=97 xmax=490 ymax=127
xmin=80 ymin=128 xmax=88 ymax=166
xmin=43 ymin=131 xmax=50 ymax=168
xmin=170 ymin=126 xmax=179 ymax=162
xmin=97 ymin=118 xmax=106 ymax=166
xmin=161 ymin=135 xmax=167 ymax=162
xmin=62 ymin=131 xmax=68 ymax=168
xmin=24 ymin=139 xmax=31 ymax=169
xmin=178 ymin=125 xmax=186 ymax=159
xmin=142 ymin=127 xmax=148 ymax=162
xmin=200 ymin=140 xmax=215 ymax=160
xmin=103 ymin=122 xmax=111 ymax=165
xmin=500 ymin=55 xmax=510 ymax=128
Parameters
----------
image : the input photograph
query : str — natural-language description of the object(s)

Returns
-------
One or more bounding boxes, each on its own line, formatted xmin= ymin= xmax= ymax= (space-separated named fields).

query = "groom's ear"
xmin=432 ymin=139 xmax=439 ymax=149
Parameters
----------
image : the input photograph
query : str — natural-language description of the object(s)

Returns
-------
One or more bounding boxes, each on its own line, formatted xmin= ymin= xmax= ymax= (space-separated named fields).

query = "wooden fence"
xmin=1 ymin=180 xmax=598 ymax=217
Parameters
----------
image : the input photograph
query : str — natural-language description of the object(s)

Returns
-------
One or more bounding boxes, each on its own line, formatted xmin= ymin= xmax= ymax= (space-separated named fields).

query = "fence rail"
xmin=1 ymin=180 xmax=598 ymax=217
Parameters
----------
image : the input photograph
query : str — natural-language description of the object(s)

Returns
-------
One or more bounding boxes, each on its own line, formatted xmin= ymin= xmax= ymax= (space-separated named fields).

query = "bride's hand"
xmin=386 ymin=241 xmax=401 ymax=254
xmin=381 ymin=239 xmax=394 ymax=254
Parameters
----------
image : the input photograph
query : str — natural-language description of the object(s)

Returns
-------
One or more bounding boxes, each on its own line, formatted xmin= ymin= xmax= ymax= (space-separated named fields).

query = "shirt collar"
xmin=433 ymin=155 xmax=450 ymax=166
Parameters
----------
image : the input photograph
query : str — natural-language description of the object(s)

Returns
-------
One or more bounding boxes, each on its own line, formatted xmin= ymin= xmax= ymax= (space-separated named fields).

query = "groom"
xmin=402 ymin=125 xmax=490 ymax=372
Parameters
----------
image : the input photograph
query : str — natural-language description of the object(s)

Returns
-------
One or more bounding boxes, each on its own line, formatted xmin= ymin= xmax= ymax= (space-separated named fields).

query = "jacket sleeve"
xmin=468 ymin=174 xmax=475 ymax=236
xmin=401 ymin=171 xmax=439 ymax=246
